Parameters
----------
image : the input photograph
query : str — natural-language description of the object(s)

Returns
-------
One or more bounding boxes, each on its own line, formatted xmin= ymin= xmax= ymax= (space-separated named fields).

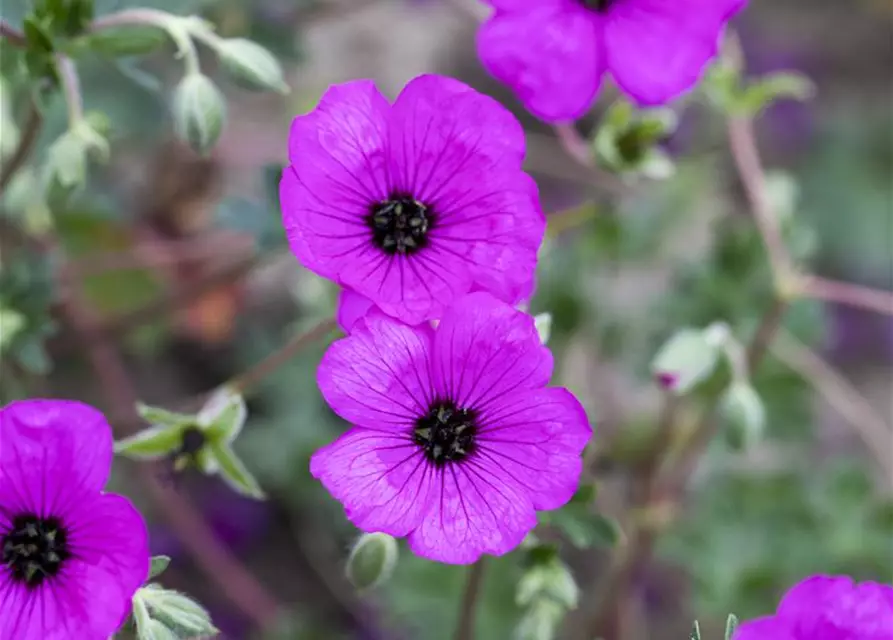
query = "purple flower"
xmin=280 ymin=74 xmax=545 ymax=326
xmin=735 ymin=575 xmax=893 ymax=640
xmin=0 ymin=400 xmax=150 ymax=639
xmin=477 ymin=0 xmax=748 ymax=122
xmin=310 ymin=292 xmax=591 ymax=564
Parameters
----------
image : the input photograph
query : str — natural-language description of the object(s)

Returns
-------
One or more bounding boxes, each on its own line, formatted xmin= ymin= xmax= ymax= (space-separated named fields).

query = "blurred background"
xmin=0 ymin=0 xmax=891 ymax=638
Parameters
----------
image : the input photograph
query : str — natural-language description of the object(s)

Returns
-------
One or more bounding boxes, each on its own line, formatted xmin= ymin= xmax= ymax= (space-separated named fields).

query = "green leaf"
xmin=725 ymin=614 xmax=740 ymax=640
xmin=200 ymin=388 xmax=247 ymax=443
xmin=140 ymin=584 xmax=218 ymax=637
xmin=148 ymin=555 xmax=171 ymax=580
xmin=739 ymin=72 xmax=815 ymax=116
xmin=208 ymin=441 xmax=266 ymax=499
xmin=23 ymin=17 xmax=54 ymax=53
xmin=690 ymin=620 xmax=702 ymax=640
xmin=0 ymin=307 xmax=27 ymax=352
xmin=534 ymin=312 xmax=552 ymax=345
xmin=515 ymin=598 xmax=564 ymax=640
xmin=650 ymin=328 xmax=723 ymax=395
xmin=114 ymin=424 xmax=184 ymax=459
xmin=138 ymin=619 xmax=179 ymax=640
xmin=345 ymin=532 xmax=399 ymax=591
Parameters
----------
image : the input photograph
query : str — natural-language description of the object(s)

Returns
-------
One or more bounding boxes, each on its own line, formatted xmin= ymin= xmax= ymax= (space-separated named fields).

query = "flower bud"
xmin=721 ymin=382 xmax=766 ymax=451
xmin=172 ymin=73 xmax=226 ymax=156
xmin=216 ymin=38 xmax=289 ymax=94
xmin=651 ymin=328 xmax=721 ymax=395
xmin=345 ymin=532 xmax=398 ymax=590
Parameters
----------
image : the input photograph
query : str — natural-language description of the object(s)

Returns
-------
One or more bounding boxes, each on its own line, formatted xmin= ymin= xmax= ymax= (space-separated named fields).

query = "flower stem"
xmin=90 ymin=8 xmax=201 ymax=75
xmin=454 ymin=559 xmax=487 ymax=640
xmin=227 ymin=317 xmax=339 ymax=394
xmin=0 ymin=20 xmax=26 ymax=47
xmin=54 ymin=55 xmax=84 ymax=127
xmin=0 ymin=99 xmax=42 ymax=195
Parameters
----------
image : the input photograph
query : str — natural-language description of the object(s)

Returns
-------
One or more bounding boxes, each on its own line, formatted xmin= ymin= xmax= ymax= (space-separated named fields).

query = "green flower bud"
xmin=216 ymin=38 xmax=289 ymax=94
xmin=172 ymin=73 xmax=226 ymax=156
xmin=721 ymin=382 xmax=766 ymax=451
xmin=345 ymin=532 xmax=398 ymax=591
xmin=651 ymin=328 xmax=722 ymax=395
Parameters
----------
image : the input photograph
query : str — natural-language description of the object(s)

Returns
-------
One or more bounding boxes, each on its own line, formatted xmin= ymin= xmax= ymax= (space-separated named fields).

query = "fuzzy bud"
xmin=172 ymin=73 xmax=226 ymax=156
xmin=345 ymin=532 xmax=398 ymax=591
xmin=216 ymin=38 xmax=289 ymax=94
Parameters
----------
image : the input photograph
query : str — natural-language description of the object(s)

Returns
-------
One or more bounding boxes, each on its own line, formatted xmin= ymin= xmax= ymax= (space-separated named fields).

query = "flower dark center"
xmin=413 ymin=401 xmax=478 ymax=466
xmin=367 ymin=194 xmax=431 ymax=255
xmin=2 ymin=514 xmax=71 ymax=587
xmin=170 ymin=425 xmax=206 ymax=472
xmin=580 ymin=0 xmax=613 ymax=12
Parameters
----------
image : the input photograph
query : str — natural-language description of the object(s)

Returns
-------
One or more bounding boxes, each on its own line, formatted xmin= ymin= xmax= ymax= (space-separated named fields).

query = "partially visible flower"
xmin=280 ymin=74 xmax=545 ymax=326
xmin=0 ymin=399 xmax=150 ymax=639
xmin=311 ymin=292 xmax=591 ymax=564
xmin=477 ymin=0 xmax=748 ymax=122
xmin=734 ymin=575 xmax=893 ymax=640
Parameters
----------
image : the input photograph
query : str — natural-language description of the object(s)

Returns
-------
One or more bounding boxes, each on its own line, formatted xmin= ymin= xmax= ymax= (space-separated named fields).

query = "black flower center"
xmin=2 ymin=514 xmax=71 ymax=587
xmin=581 ymin=0 xmax=614 ymax=12
xmin=413 ymin=401 xmax=478 ymax=466
xmin=170 ymin=425 xmax=206 ymax=472
xmin=367 ymin=194 xmax=431 ymax=255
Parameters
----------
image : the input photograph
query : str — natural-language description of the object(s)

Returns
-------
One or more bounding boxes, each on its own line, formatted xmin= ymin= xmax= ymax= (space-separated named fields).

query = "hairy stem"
xmin=0 ymin=100 xmax=42 ymax=194
xmin=228 ymin=317 xmax=339 ymax=394
xmin=454 ymin=559 xmax=487 ymax=640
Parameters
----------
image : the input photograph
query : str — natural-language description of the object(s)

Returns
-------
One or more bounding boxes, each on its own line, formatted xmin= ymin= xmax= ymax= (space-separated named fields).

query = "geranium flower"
xmin=734 ymin=575 xmax=893 ymax=640
xmin=310 ymin=292 xmax=590 ymax=563
xmin=477 ymin=0 xmax=748 ymax=122
xmin=0 ymin=400 xmax=150 ymax=639
xmin=280 ymin=74 xmax=544 ymax=326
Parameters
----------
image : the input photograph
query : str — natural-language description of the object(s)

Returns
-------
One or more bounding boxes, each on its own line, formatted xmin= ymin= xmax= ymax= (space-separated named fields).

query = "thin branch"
xmin=54 ymin=55 xmax=84 ymax=125
xmin=55 ymin=247 xmax=282 ymax=631
xmin=228 ymin=318 xmax=338 ymax=394
xmin=796 ymin=275 xmax=893 ymax=317
xmin=454 ymin=559 xmax=487 ymax=640
xmin=0 ymin=20 xmax=26 ymax=47
xmin=0 ymin=101 xmax=43 ymax=194
xmin=773 ymin=330 xmax=892 ymax=483
xmin=727 ymin=116 xmax=792 ymax=280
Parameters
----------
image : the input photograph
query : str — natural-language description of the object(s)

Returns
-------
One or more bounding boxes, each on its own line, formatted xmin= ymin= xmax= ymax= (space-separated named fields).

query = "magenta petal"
xmin=406 ymin=462 xmax=536 ymax=564
xmin=317 ymin=310 xmax=434 ymax=429
xmin=733 ymin=617 xmax=796 ymax=640
xmin=387 ymin=74 xmax=526 ymax=199
xmin=56 ymin=493 xmax=150 ymax=637
xmin=310 ymin=429 xmax=435 ymax=536
xmin=605 ymin=0 xmax=740 ymax=106
xmin=777 ymin=575 xmax=893 ymax=640
xmin=477 ymin=4 xmax=604 ymax=122
xmin=474 ymin=388 xmax=590 ymax=510
xmin=280 ymin=80 xmax=390 ymax=280
xmin=432 ymin=292 xmax=552 ymax=410
xmin=336 ymin=288 xmax=376 ymax=333
xmin=430 ymin=170 xmax=544 ymax=307
xmin=0 ymin=400 xmax=112 ymax=517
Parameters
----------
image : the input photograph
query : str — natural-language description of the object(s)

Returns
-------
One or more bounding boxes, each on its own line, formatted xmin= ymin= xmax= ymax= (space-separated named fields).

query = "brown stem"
xmin=228 ymin=317 xmax=338 ymax=394
xmin=0 ymin=101 xmax=42 ymax=195
xmin=54 ymin=55 xmax=83 ymax=125
xmin=55 ymin=250 xmax=282 ymax=631
xmin=796 ymin=275 xmax=893 ymax=317
xmin=0 ymin=20 xmax=26 ymax=47
xmin=454 ymin=559 xmax=487 ymax=640
xmin=727 ymin=116 xmax=792 ymax=280
xmin=773 ymin=329 xmax=892 ymax=481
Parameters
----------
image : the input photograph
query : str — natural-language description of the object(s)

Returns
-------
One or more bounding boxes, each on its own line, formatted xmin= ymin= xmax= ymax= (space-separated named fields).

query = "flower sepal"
xmin=116 ymin=388 xmax=265 ymax=499
xmin=593 ymin=101 xmax=678 ymax=180
xmin=132 ymin=583 xmax=219 ymax=639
